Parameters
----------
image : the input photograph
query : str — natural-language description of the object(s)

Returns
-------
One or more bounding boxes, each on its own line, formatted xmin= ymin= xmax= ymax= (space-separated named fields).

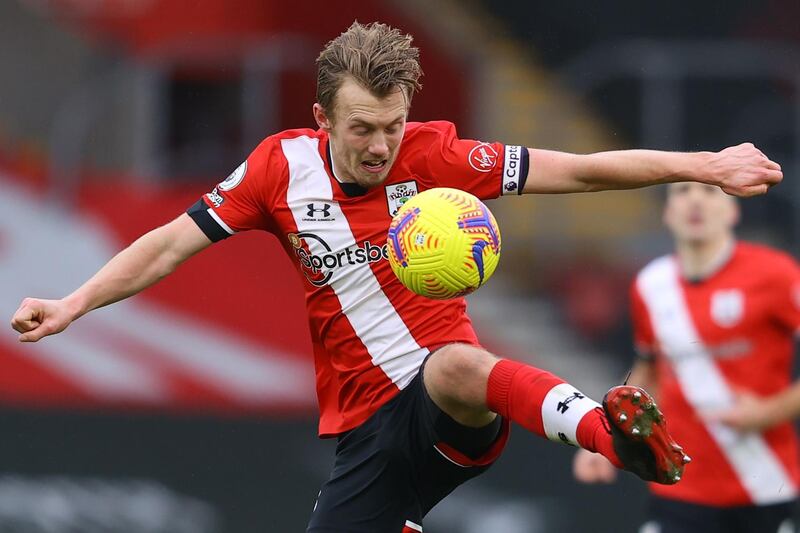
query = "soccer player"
xmin=12 ymin=22 xmax=782 ymax=533
xmin=574 ymin=182 xmax=800 ymax=533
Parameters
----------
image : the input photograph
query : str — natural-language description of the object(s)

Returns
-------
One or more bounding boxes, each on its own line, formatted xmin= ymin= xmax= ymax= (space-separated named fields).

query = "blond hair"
xmin=316 ymin=21 xmax=422 ymax=114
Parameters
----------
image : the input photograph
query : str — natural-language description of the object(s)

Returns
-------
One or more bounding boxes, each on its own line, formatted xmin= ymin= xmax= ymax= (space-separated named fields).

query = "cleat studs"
xmin=673 ymin=474 xmax=681 ymax=482
xmin=631 ymin=426 xmax=641 ymax=436
xmin=632 ymin=391 xmax=642 ymax=403
xmin=682 ymin=455 xmax=692 ymax=464
xmin=635 ymin=409 xmax=644 ymax=417
xmin=618 ymin=413 xmax=628 ymax=423
xmin=644 ymin=402 xmax=655 ymax=410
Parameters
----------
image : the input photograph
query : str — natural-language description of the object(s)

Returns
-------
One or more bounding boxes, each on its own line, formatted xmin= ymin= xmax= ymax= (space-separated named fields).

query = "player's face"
xmin=663 ymin=183 xmax=739 ymax=245
xmin=313 ymin=77 xmax=407 ymax=188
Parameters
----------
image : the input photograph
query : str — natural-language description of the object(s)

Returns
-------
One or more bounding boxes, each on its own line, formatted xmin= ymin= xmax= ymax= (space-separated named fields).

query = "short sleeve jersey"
xmin=631 ymin=242 xmax=800 ymax=506
xmin=187 ymin=121 xmax=529 ymax=436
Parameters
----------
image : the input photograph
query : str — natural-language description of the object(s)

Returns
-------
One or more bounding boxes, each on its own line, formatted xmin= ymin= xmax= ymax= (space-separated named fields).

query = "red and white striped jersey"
xmin=187 ymin=121 xmax=528 ymax=436
xmin=631 ymin=242 xmax=800 ymax=506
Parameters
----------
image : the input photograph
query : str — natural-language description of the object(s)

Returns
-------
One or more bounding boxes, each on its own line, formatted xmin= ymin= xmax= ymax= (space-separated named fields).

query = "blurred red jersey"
xmin=188 ymin=121 xmax=528 ymax=436
xmin=632 ymin=242 xmax=800 ymax=506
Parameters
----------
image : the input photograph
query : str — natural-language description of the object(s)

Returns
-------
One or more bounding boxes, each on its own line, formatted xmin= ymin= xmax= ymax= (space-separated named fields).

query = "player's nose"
xmin=368 ymin=134 xmax=389 ymax=158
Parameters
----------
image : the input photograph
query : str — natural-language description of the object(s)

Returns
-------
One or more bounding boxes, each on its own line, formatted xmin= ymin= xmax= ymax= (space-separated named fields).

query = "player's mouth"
xmin=361 ymin=159 xmax=387 ymax=174
xmin=688 ymin=212 xmax=704 ymax=225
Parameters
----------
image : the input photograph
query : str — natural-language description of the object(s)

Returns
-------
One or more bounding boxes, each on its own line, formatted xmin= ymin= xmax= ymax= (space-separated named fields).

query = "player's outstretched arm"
xmin=11 ymin=213 xmax=211 ymax=343
xmin=523 ymin=143 xmax=782 ymax=197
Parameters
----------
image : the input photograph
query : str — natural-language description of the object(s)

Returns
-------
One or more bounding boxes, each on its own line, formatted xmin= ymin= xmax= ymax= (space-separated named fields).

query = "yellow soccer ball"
xmin=387 ymin=187 xmax=502 ymax=299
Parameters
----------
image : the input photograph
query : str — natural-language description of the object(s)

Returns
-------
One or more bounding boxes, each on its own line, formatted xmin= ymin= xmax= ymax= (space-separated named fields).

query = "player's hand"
xmin=572 ymin=448 xmax=618 ymax=483
xmin=11 ymin=298 xmax=75 ymax=342
xmin=711 ymin=391 xmax=780 ymax=433
xmin=705 ymin=143 xmax=782 ymax=197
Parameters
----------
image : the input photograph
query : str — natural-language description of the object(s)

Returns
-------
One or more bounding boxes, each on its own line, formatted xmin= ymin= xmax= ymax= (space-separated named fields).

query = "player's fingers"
xmin=11 ymin=302 xmax=41 ymax=325
xmin=591 ymin=460 xmax=616 ymax=483
xmin=11 ymin=307 xmax=30 ymax=322
xmin=764 ymin=159 xmax=781 ymax=171
xmin=11 ymin=318 xmax=39 ymax=334
xmin=574 ymin=452 xmax=613 ymax=483
xmin=764 ymin=168 xmax=783 ymax=184
xmin=11 ymin=306 xmax=37 ymax=330
xmin=19 ymin=330 xmax=43 ymax=342
xmin=18 ymin=322 xmax=53 ymax=343
xmin=738 ymin=183 xmax=769 ymax=197
xmin=598 ymin=462 xmax=618 ymax=483
xmin=724 ymin=186 xmax=753 ymax=198
xmin=708 ymin=408 xmax=739 ymax=427
xmin=574 ymin=465 xmax=598 ymax=483
xmin=572 ymin=452 xmax=594 ymax=482
xmin=14 ymin=298 xmax=37 ymax=315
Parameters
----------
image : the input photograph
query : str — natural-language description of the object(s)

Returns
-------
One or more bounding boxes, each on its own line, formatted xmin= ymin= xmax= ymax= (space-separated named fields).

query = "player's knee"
xmin=425 ymin=344 xmax=497 ymax=406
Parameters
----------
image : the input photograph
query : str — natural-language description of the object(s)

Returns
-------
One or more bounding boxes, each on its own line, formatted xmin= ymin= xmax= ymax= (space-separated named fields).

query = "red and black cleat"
xmin=603 ymin=385 xmax=691 ymax=485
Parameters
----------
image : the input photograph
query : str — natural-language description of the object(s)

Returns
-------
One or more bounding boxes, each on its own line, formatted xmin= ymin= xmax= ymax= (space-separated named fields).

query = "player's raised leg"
xmin=423 ymin=343 xmax=690 ymax=484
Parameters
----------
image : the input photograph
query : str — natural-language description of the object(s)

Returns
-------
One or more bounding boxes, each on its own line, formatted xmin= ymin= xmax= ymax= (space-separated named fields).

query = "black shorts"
xmin=306 ymin=365 xmax=509 ymax=533
xmin=645 ymin=496 xmax=798 ymax=533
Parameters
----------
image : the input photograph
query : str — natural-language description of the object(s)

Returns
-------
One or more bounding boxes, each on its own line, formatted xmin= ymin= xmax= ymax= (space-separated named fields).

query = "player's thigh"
xmin=731 ymin=500 xmax=798 ymax=533
xmin=306 ymin=391 xmax=421 ymax=532
xmin=413 ymin=357 xmax=509 ymax=516
xmin=642 ymin=497 xmax=726 ymax=533
xmin=307 ymin=364 xmax=508 ymax=532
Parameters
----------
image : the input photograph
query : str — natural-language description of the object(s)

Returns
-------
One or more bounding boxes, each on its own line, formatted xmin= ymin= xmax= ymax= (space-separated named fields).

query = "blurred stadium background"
xmin=0 ymin=0 xmax=798 ymax=531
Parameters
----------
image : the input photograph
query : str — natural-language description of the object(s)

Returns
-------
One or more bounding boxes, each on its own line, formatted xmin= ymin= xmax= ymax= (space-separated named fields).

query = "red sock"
xmin=486 ymin=359 xmax=622 ymax=467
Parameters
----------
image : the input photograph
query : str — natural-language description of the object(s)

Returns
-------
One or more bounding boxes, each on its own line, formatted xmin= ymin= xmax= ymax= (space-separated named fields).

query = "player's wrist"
xmin=62 ymin=293 xmax=89 ymax=321
xmin=684 ymin=151 xmax=717 ymax=186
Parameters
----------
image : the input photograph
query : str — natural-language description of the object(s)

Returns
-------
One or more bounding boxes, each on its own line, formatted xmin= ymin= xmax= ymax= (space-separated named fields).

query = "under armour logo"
xmin=307 ymin=203 xmax=331 ymax=218
xmin=556 ymin=392 xmax=585 ymax=414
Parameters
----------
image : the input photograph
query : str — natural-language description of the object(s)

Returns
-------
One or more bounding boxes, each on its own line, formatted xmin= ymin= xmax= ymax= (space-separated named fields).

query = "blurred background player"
xmin=574 ymin=181 xmax=800 ymax=533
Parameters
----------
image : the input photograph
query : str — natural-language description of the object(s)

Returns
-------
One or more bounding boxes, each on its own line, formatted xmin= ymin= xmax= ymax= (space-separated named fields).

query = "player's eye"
xmin=387 ymin=120 xmax=404 ymax=134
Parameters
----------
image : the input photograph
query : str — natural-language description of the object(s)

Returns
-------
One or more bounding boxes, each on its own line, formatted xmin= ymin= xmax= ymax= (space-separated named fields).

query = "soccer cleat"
xmin=603 ymin=385 xmax=690 ymax=485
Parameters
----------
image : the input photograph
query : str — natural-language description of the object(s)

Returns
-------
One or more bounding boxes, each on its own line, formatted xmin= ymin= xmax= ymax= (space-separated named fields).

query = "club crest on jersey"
xmin=711 ymin=289 xmax=744 ymax=328
xmin=385 ymin=181 xmax=418 ymax=216
xmin=219 ymin=161 xmax=247 ymax=191
xmin=468 ymin=143 xmax=498 ymax=173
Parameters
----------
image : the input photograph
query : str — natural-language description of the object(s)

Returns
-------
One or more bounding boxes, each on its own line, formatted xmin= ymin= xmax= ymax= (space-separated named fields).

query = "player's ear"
xmin=313 ymin=103 xmax=332 ymax=131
